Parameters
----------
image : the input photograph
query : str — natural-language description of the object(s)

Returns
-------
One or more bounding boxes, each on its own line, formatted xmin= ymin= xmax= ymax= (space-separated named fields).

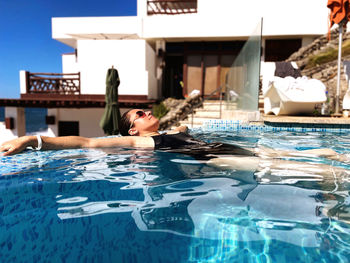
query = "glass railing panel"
xmin=225 ymin=19 xmax=262 ymax=111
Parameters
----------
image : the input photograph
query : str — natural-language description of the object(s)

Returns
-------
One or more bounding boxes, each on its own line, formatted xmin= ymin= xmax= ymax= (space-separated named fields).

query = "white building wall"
xmin=62 ymin=53 xmax=79 ymax=74
xmin=76 ymin=39 xmax=150 ymax=96
xmin=52 ymin=0 xmax=329 ymax=99
xmin=53 ymin=0 xmax=329 ymax=45
xmin=48 ymin=108 xmax=105 ymax=138
xmin=141 ymin=0 xmax=328 ymax=38
xmin=47 ymin=108 xmax=132 ymax=138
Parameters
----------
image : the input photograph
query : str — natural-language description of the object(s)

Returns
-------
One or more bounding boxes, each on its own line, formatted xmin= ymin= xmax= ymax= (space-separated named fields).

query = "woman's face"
xmin=127 ymin=109 xmax=159 ymax=135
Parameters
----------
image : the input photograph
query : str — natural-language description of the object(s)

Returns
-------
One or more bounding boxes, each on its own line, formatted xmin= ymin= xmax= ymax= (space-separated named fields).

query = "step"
xmin=191 ymin=110 xmax=221 ymax=118
xmin=199 ymin=104 xmax=222 ymax=111
xmin=180 ymin=116 xmax=220 ymax=124
xmin=203 ymin=100 xmax=222 ymax=104
xmin=201 ymin=103 xmax=238 ymax=111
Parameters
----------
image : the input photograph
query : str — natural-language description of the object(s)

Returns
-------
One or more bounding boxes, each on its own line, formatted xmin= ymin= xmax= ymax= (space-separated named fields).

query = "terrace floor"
xmin=261 ymin=115 xmax=350 ymax=129
xmin=263 ymin=115 xmax=350 ymax=124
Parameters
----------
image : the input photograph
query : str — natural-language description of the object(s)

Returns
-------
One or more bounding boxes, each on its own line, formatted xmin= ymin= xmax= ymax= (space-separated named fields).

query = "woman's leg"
xmin=206 ymin=155 xmax=350 ymax=183
xmin=255 ymin=146 xmax=344 ymax=160
xmin=206 ymin=156 xmax=260 ymax=172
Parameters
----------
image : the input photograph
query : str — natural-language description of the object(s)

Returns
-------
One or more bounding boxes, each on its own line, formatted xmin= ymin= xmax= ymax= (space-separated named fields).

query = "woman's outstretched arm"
xmin=0 ymin=135 xmax=155 ymax=156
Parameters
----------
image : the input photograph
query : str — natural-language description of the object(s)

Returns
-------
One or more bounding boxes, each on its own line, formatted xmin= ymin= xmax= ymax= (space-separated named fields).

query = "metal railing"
xmin=26 ymin=72 xmax=81 ymax=95
xmin=147 ymin=0 xmax=197 ymax=15
xmin=205 ymin=85 xmax=224 ymax=118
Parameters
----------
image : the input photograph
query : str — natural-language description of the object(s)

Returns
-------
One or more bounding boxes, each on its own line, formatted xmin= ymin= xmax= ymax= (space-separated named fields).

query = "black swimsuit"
xmin=152 ymin=132 xmax=255 ymax=160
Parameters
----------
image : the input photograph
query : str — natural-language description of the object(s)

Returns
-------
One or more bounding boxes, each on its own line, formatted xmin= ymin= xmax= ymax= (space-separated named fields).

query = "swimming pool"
xmin=0 ymin=129 xmax=350 ymax=262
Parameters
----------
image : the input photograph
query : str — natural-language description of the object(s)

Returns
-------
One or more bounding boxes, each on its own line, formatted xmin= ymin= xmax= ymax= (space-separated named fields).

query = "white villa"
xmin=0 ymin=0 xmax=329 ymax=139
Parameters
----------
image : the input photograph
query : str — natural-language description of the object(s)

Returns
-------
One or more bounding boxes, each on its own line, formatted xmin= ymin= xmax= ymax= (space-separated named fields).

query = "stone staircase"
xmin=178 ymin=100 xmax=230 ymax=128
xmin=178 ymin=96 xmax=265 ymax=128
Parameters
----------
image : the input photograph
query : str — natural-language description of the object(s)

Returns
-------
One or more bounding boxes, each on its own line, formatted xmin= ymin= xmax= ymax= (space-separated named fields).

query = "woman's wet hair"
xmin=119 ymin=109 xmax=132 ymax=136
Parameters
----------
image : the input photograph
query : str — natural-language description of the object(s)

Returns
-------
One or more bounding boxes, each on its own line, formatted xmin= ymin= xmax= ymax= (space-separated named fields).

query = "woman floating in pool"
xmin=0 ymin=109 xmax=349 ymax=177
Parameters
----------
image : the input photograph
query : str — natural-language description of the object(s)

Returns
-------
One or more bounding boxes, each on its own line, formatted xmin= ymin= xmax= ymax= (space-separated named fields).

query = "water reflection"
xmin=1 ymin=132 xmax=350 ymax=261
xmin=54 ymin=148 xmax=350 ymax=258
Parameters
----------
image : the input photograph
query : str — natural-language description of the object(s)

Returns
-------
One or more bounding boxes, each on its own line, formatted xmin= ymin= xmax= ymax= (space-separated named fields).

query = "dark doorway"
xmin=265 ymin=39 xmax=302 ymax=61
xmin=162 ymin=41 xmax=244 ymax=98
xmin=58 ymin=121 xmax=79 ymax=136
xmin=162 ymin=55 xmax=184 ymax=99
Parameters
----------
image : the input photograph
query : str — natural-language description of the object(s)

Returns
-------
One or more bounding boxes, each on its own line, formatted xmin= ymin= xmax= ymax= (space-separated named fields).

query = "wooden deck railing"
xmin=147 ymin=0 xmax=197 ymax=15
xmin=26 ymin=72 xmax=80 ymax=95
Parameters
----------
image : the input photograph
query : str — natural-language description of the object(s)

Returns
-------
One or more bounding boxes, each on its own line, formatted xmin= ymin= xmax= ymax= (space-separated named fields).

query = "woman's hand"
xmin=0 ymin=136 xmax=35 ymax=156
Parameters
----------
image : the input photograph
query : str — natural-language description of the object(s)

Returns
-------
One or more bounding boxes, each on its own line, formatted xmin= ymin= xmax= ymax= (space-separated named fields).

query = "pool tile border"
xmin=202 ymin=119 xmax=350 ymax=133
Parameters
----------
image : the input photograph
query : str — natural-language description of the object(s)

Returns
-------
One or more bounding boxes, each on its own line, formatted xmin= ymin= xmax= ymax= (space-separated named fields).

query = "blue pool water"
xmin=1 ymin=129 xmax=350 ymax=262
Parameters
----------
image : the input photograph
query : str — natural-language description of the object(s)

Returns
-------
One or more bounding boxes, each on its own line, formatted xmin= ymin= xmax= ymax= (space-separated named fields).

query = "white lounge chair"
xmin=260 ymin=62 xmax=327 ymax=116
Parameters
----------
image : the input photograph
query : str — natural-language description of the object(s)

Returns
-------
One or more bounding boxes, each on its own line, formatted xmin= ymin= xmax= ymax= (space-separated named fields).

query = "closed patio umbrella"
xmin=327 ymin=0 xmax=350 ymax=114
xmin=99 ymin=67 xmax=121 ymax=135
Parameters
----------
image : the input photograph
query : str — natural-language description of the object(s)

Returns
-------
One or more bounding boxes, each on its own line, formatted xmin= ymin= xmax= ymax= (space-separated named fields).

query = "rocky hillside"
xmin=286 ymin=28 xmax=350 ymax=110
xmin=158 ymin=94 xmax=202 ymax=130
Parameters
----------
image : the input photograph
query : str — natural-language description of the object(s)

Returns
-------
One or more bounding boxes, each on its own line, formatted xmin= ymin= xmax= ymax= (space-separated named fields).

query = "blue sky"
xmin=0 ymin=0 xmax=136 ymax=98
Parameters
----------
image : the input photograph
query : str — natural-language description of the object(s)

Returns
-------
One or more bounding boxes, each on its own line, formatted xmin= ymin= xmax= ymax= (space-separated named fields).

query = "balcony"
xmin=147 ymin=0 xmax=197 ymax=15
xmin=0 ymin=71 xmax=155 ymax=108
xmin=25 ymin=72 xmax=81 ymax=95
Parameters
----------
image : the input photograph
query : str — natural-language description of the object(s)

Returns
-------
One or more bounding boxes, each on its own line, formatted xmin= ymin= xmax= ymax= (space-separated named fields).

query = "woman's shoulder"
xmin=168 ymin=125 xmax=188 ymax=134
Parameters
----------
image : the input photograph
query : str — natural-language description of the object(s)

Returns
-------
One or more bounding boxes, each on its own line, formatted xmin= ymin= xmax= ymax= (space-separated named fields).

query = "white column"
xmin=137 ymin=0 xmax=147 ymax=17
xmin=19 ymin=70 xmax=28 ymax=94
xmin=47 ymin=108 xmax=59 ymax=137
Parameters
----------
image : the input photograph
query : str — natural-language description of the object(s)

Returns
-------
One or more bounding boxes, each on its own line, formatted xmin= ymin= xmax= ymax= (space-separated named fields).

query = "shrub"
xmin=152 ymin=102 xmax=169 ymax=120
xmin=306 ymin=40 xmax=350 ymax=69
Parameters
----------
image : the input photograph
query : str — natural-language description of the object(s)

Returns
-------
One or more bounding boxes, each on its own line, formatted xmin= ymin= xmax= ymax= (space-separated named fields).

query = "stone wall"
xmin=286 ymin=28 xmax=350 ymax=111
xmin=158 ymin=94 xmax=203 ymax=130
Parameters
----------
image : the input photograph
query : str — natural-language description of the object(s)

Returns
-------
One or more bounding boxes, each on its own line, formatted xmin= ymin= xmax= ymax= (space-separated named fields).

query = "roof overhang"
xmin=52 ymin=16 xmax=142 ymax=48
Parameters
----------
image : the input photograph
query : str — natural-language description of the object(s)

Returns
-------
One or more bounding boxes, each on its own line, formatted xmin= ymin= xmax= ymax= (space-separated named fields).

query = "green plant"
xmin=305 ymin=40 xmax=350 ymax=69
xmin=152 ymin=102 xmax=169 ymax=120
